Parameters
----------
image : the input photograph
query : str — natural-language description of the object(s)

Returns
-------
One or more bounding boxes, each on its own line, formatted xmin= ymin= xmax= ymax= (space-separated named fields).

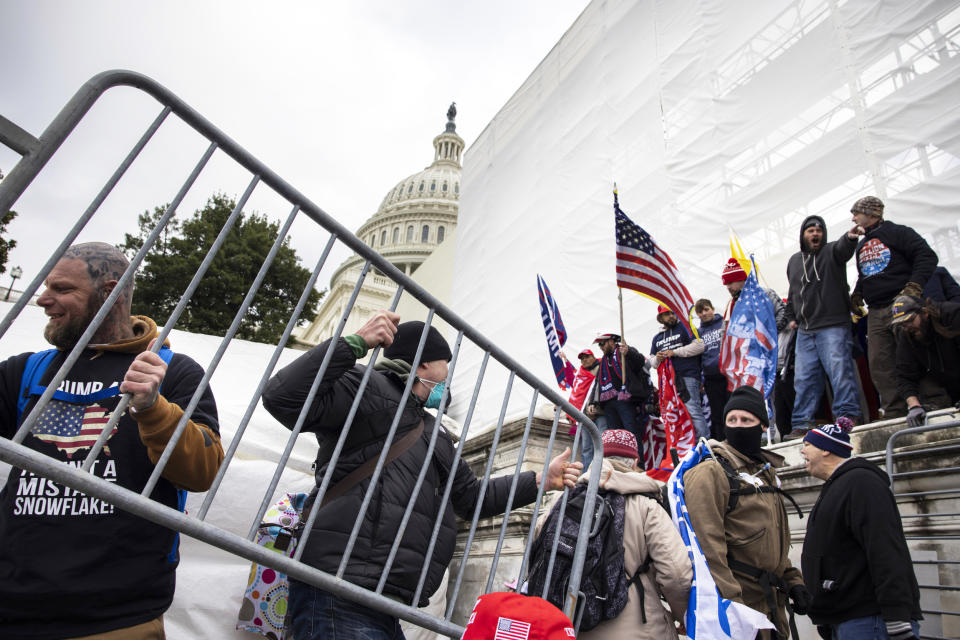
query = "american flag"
xmin=614 ymin=194 xmax=695 ymax=336
xmin=33 ymin=401 xmax=115 ymax=459
xmin=719 ymin=264 xmax=777 ymax=397
xmin=643 ymin=415 xmax=670 ymax=481
xmin=495 ymin=617 xmax=531 ymax=640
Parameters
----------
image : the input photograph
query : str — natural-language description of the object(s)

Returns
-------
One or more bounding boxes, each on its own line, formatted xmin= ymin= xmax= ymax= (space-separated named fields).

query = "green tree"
xmin=0 ymin=170 xmax=18 ymax=275
xmin=120 ymin=193 xmax=323 ymax=344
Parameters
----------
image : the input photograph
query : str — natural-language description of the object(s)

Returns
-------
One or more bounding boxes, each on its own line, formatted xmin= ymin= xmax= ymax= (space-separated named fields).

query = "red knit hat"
xmin=460 ymin=592 xmax=576 ymax=640
xmin=601 ymin=429 xmax=639 ymax=459
xmin=721 ymin=258 xmax=747 ymax=284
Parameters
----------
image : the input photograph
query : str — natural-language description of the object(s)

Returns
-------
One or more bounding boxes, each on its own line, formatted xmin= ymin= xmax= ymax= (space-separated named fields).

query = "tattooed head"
xmin=62 ymin=242 xmax=134 ymax=309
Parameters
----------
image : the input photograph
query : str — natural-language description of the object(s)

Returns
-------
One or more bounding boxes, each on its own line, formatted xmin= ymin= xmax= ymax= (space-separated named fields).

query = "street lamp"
xmin=5 ymin=265 xmax=22 ymax=301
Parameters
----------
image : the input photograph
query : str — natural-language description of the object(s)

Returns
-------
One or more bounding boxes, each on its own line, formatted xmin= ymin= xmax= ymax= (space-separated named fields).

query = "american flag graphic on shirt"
xmin=495 ymin=617 xmax=531 ymax=640
xmin=33 ymin=400 xmax=115 ymax=459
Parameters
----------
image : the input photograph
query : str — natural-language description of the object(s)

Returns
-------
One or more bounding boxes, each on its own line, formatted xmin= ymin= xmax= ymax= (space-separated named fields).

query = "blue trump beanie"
xmin=803 ymin=417 xmax=854 ymax=458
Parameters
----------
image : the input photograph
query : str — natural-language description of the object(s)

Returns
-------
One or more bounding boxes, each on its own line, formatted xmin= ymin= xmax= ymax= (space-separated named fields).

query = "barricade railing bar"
xmin=885 ymin=418 xmax=960 ymax=640
xmin=0 ymin=69 xmax=604 ymax=638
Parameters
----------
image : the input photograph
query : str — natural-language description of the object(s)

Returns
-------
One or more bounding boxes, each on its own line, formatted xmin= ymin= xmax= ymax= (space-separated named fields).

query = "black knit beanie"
xmin=723 ymin=386 xmax=769 ymax=427
xmin=383 ymin=321 xmax=452 ymax=365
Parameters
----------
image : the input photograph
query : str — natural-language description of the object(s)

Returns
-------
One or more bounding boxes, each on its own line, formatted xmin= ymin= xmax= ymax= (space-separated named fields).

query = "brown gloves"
xmin=899 ymin=281 xmax=923 ymax=298
xmin=850 ymin=292 xmax=866 ymax=319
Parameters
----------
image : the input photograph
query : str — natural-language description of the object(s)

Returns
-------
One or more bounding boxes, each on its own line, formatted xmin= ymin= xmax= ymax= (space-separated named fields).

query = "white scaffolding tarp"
xmin=449 ymin=0 xmax=960 ymax=431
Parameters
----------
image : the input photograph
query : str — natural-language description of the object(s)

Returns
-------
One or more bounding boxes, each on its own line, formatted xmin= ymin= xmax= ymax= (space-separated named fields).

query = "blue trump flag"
xmin=668 ymin=440 xmax=775 ymax=639
xmin=537 ymin=274 xmax=574 ymax=389
xmin=719 ymin=259 xmax=778 ymax=399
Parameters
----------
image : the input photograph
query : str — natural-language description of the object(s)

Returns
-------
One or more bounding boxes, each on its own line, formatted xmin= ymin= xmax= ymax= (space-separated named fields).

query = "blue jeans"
xmin=579 ymin=414 xmax=608 ymax=471
xmin=831 ymin=615 xmax=919 ymax=639
xmin=289 ymin=580 xmax=407 ymax=640
xmin=681 ymin=376 xmax=709 ymax=440
xmin=792 ymin=327 xmax=861 ymax=429
xmin=599 ymin=399 xmax=639 ymax=435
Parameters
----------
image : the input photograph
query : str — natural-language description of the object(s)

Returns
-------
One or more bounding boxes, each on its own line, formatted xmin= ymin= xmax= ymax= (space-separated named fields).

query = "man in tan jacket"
xmin=683 ymin=386 xmax=810 ymax=639
xmin=538 ymin=429 xmax=691 ymax=638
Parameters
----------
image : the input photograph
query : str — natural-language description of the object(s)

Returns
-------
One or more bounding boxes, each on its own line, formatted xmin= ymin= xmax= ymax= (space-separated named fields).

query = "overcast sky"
xmin=0 ymin=0 xmax=587 ymax=294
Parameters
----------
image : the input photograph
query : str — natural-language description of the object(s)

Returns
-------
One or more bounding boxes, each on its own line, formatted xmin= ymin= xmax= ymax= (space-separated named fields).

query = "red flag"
xmin=564 ymin=366 xmax=596 ymax=431
xmin=657 ymin=359 xmax=696 ymax=459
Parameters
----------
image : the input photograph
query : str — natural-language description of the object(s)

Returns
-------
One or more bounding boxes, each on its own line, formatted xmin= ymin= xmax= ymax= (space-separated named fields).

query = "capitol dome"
xmin=295 ymin=104 xmax=464 ymax=347
xmin=348 ymin=104 xmax=462 ymax=279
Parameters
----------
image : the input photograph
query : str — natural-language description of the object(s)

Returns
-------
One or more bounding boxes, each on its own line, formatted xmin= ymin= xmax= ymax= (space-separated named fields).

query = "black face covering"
xmin=725 ymin=425 xmax=764 ymax=459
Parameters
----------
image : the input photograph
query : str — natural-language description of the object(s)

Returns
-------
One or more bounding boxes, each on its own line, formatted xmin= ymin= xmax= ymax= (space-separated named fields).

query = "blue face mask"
xmin=421 ymin=379 xmax=446 ymax=409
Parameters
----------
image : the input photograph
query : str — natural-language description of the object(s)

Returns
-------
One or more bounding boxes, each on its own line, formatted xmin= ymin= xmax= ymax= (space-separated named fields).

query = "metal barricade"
xmin=0 ymin=70 xmax=604 ymax=637
xmin=886 ymin=417 xmax=960 ymax=640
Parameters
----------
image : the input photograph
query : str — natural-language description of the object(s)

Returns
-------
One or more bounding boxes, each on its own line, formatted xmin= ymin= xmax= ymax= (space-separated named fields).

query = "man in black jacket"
xmin=800 ymin=422 xmax=921 ymax=640
xmin=261 ymin=310 xmax=580 ymax=640
xmin=850 ymin=196 xmax=939 ymax=419
xmin=588 ymin=331 xmax=652 ymax=442
xmin=784 ymin=216 xmax=862 ymax=439
xmin=891 ymin=295 xmax=960 ymax=427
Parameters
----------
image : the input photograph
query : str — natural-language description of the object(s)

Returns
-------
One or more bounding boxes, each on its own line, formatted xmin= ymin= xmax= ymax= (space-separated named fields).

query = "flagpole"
xmin=618 ymin=287 xmax=627 ymax=389
xmin=614 ymin=183 xmax=628 ymax=391
xmin=618 ymin=288 xmax=625 ymax=343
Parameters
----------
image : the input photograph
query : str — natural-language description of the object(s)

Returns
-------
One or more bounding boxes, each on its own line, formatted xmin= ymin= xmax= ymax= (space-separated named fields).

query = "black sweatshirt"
xmin=785 ymin=215 xmax=857 ymax=331
xmin=801 ymin=457 xmax=921 ymax=626
xmin=0 ymin=341 xmax=219 ymax=640
xmin=854 ymin=220 xmax=938 ymax=307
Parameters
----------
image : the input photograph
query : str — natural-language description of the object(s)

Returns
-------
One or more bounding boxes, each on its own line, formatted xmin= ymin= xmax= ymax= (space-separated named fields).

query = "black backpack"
xmin=527 ymin=486 xmax=650 ymax=630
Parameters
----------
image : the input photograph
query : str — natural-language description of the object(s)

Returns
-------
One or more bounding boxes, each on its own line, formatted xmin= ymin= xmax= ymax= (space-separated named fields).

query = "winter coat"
xmin=854 ymin=219 xmax=938 ymax=307
xmin=0 ymin=316 xmax=222 ymax=640
xmin=699 ymin=314 xmax=725 ymax=378
xmin=566 ymin=363 xmax=597 ymax=428
xmin=895 ymin=299 xmax=960 ymax=403
xmin=785 ymin=215 xmax=858 ymax=331
xmin=261 ymin=337 xmax=538 ymax=606
xmin=801 ymin=457 xmax=921 ymax=626
xmin=922 ymin=266 xmax=960 ymax=302
xmin=535 ymin=460 xmax=691 ymax=640
xmin=683 ymin=441 xmax=803 ymax=638
xmin=590 ymin=346 xmax=653 ymax=404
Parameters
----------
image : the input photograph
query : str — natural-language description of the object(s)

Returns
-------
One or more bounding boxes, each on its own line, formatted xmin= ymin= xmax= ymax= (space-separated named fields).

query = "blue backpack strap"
xmin=167 ymin=488 xmax=188 ymax=563
xmin=19 ymin=345 xmax=177 ymax=413
xmin=17 ymin=349 xmax=59 ymax=424
xmin=156 ymin=345 xmax=174 ymax=394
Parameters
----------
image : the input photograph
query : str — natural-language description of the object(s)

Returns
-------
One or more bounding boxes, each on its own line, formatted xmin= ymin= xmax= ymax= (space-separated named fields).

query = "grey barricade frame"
xmin=0 ymin=70 xmax=605 ymax=637
xmin=885 ymin=418 xmax=960 ymax=640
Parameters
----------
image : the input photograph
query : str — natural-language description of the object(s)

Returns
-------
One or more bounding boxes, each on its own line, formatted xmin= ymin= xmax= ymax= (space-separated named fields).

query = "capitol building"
xmin=294 ymin=105 xmax=464 ymax=347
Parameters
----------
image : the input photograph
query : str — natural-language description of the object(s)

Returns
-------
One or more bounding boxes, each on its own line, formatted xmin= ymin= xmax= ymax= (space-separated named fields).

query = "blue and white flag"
xmin=537 ymin=274 xmax=574 ymax=389
xmin=668 ymin=440 xmax=775 ymax=639
xmin=719 ymin=259 xmax=778 ymax=399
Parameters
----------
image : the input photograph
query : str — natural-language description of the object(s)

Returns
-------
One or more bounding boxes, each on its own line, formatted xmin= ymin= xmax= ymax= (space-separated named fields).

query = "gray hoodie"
xmin=785 ymin=215 xmax=857 ymax=331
